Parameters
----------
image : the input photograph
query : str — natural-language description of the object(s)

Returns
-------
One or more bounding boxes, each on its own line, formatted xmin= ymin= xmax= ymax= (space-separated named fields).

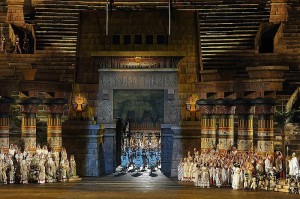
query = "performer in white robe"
xmin=215 ymin=166 xmax=222 ymax=188
xmin=183 ymin=158 xmax=188 ymax=181
xmin=264 ymin=155 xmax=272 ymax=174
xmin=232 ymin=166 xmax=242 ymax=190
xmin=200 ymin=164 xmax=210 ymax=188
xmin=191 ymin=159 xmax=198 ymax=183
xmin=289 ymin=152 xmax=299 ymax=176
xmin=177 ymin=158 xmax=184 ymax=181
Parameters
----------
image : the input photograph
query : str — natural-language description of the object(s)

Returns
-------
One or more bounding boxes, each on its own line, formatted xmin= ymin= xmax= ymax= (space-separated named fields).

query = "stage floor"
xmin=1 ymin=170 xmax=298 ymax=199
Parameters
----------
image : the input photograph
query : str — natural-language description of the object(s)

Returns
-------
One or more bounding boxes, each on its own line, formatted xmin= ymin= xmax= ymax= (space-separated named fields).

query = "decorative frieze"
xmin=0 ymin=97 xmax=14 ymax=152
xmin=99 ymin=70 xmax=177 ymax=89
xmin=215 ymin=99 xmax=235 ymax=152
xmin=44 ymin=98 xmax=68 ymax=152
xmin=16 ymin=98 xmax=41 ymax=152
xmin=235 ymin=98 xmax=254 ymax=152
xmin=252 ymin=98 xmax=278 ymax=155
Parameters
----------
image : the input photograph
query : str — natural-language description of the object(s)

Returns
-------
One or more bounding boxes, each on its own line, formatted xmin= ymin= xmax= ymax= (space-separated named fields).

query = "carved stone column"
xmin=252 ymin=98 xmax=278 ymax=155
xmin=6 ymin=0 xmax=31 ymax=24
xmin=16 ymin=98 xmax=41 ymax=152
xmin=215 ymin=99 xmax=235 ymax=152
xmin=269 ymin=0 xmax=288 ymax=23
xmin=0 ymin=97 xmax=14 ymax=152
xmin=197 ymin=99 xmax=216 ymax=152
xmin=235 ymin=99 xmax=254 ymax=153
xmin=43 ymin=98 xmax=67 ymax=152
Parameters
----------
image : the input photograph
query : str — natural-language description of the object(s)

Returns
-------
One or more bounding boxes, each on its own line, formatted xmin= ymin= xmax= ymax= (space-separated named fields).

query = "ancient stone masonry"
xmin=252 ymin=98 xmax=278 ymax=155
xmin=235 ymin=99 xmax=254 ymax=153
xmin=16 ymin=97 xmax=41 ymax=152
xmin=196 ymin=98 xmax=278 ymax=156
xmin=215 ymin=99 xmax=235 ymax=152
xmin=44 ymin=98 xmax=68 ymax=152
xmin=197 ymin=99 xmax=216 ymax=152
xmin=0 ymin=97 xmax=14 ymax=152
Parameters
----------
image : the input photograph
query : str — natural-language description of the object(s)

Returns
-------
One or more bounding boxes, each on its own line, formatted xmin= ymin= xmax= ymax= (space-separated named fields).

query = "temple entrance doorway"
xmin=97 ymin=57 xmax=181 ymax=175
xmin=113 ymin=89 xmax=163 ymax=172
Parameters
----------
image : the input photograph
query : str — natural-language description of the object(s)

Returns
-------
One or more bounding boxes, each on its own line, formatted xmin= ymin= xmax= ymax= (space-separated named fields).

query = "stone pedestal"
xmin=269 ymin=0 xmax=288 ymax=23
xmin=215 ymin=99 xmax=235 ymax=152
xmin=161 ymin=124 xmax=174 ymax=177
xmin=235 ymin=99 xmax=254 ymax=153
xmin=252 ymin=98 xmax=278 ymax=155
xmin=16 ymin=97 xmax=41 ymax=152
xmin=62 ymin=120 xmax=101 ymax=177
xmin=0 ymin=98 xmax=14 ymax=152
xmin=197 ymin=99 xmax=216 ymax=152
xmin=101 ymin=123 xmax=116 ymax=175
xmin=43 ymin=98 xmax=68 ymax=152
xmin=6 ymin=0 xmax=31 ymax=24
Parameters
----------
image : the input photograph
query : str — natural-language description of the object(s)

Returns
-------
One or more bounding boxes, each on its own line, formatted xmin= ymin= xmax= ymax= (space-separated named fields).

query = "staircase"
xmin=196 ymin=0 xmax=270 ymax=70
xmin=282 ymin=0 xmax=300 ymax=88
xmin=34 ymin=0 xmax=103 ymax=53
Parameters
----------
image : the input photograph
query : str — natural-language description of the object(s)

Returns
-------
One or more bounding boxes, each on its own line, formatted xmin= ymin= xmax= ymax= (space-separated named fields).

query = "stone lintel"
xmin=98 ymin=68 xmax=178 ymax=72
xmin=196 ymin=79 xmax=284 ymax=93
xmin=246 ymin=66 xmax=289 ymax=79
xmin=195 ymin=81 xmax=234 ymax=93
xmin=91 ymin=51 xmax=187 ymax=57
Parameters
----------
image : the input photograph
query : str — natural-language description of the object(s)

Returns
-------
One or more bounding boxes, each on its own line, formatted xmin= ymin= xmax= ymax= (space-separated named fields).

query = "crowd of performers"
xmin=178 ymin=147 xmax=300 ymax=194
xmin=117 ymin=132 xmax=161 ymax=174
xmin=0 ymin=144 xmax=77 ymax=184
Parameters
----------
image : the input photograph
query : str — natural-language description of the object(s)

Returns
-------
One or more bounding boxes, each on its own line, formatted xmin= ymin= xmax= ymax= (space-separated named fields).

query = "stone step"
xmin=36 ymin=28 xmax=78 ymax=33
xmin=35 ymin=23 xmax=78 ymax=27
xmin=35 ymin=15 xmax=79 ymax=20
xmin=35 ymin=30 xmax=77 ymax=35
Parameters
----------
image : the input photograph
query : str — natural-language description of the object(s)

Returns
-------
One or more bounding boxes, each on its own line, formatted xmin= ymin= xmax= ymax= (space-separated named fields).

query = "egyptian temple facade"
xmin=0 ymin=0 xmax=299 ymax=177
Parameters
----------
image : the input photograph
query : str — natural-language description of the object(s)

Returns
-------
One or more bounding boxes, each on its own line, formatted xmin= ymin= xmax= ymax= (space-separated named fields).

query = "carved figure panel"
xmin=100 ymin=72 xmax=177 ymax=89
xmin=257 ymin=140 xmax=274 ymax=153
xmin=237 ymin=139 xmax=253 ymax=151
xmin=201 ymin=138 xmax=216 ymax=149
xmin=0 ymin=138 xmax=9 ymax=149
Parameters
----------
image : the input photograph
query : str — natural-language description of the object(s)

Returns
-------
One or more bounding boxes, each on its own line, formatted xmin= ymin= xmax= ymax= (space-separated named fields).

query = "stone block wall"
xmin=62 ymin=121 xmax=101 ymax=177
xmin=269 ymin=0 xmax=288 ymax=23
xmin=77 ymin=10 xmax=199 ymax=123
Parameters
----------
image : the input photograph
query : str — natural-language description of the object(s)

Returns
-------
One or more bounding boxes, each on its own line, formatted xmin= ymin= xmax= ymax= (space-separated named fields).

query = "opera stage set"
xmin=0 ymin=0 xmax=300 ymax=198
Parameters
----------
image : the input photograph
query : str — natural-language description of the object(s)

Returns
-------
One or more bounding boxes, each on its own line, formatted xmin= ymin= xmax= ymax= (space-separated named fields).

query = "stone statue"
xmin=0 ymin=34 xmax=6 ymax=54
xmin=23 ymin=33 xmax=29 ymax=53
xmin=14 ymin=34 xmax=22 ymax=54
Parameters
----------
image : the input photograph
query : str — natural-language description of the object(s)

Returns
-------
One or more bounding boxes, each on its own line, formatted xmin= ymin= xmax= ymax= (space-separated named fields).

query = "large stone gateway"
xmin=97 ymin=59 xmax=182 ymax=176
xmin=0 ymin=0 xmax=299 ymax=182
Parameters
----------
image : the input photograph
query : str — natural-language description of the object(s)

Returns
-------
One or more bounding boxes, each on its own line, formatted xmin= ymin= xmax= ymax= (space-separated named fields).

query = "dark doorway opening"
xmin=259 ymin=23 xmax=280 ymax=53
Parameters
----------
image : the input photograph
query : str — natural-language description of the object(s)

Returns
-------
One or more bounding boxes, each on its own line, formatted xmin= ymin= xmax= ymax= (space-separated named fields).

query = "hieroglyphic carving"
xmin=164 ymin=100 xmax=179 ymax=124
xmin=201 ymin=138 xmax=216 ymax=149
xmin=99 ymin=71 xmax=179 ymax=125
xmin=99 ymin=100 xmax=113 ymax=123
xmin=0 ymin=138 xmax=9 ymax=149
xmin=100 ymin=72 xmax=177 ymax=89
xmin=238 ymin=139 xmax=253 ymax=151
xmin=218 ymin=138 xmax=233 ymax=151
xmin=257 ymin=140 xmax=274 ymax=153
xmin=96 ymin=57 xmax=178 ymax=69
